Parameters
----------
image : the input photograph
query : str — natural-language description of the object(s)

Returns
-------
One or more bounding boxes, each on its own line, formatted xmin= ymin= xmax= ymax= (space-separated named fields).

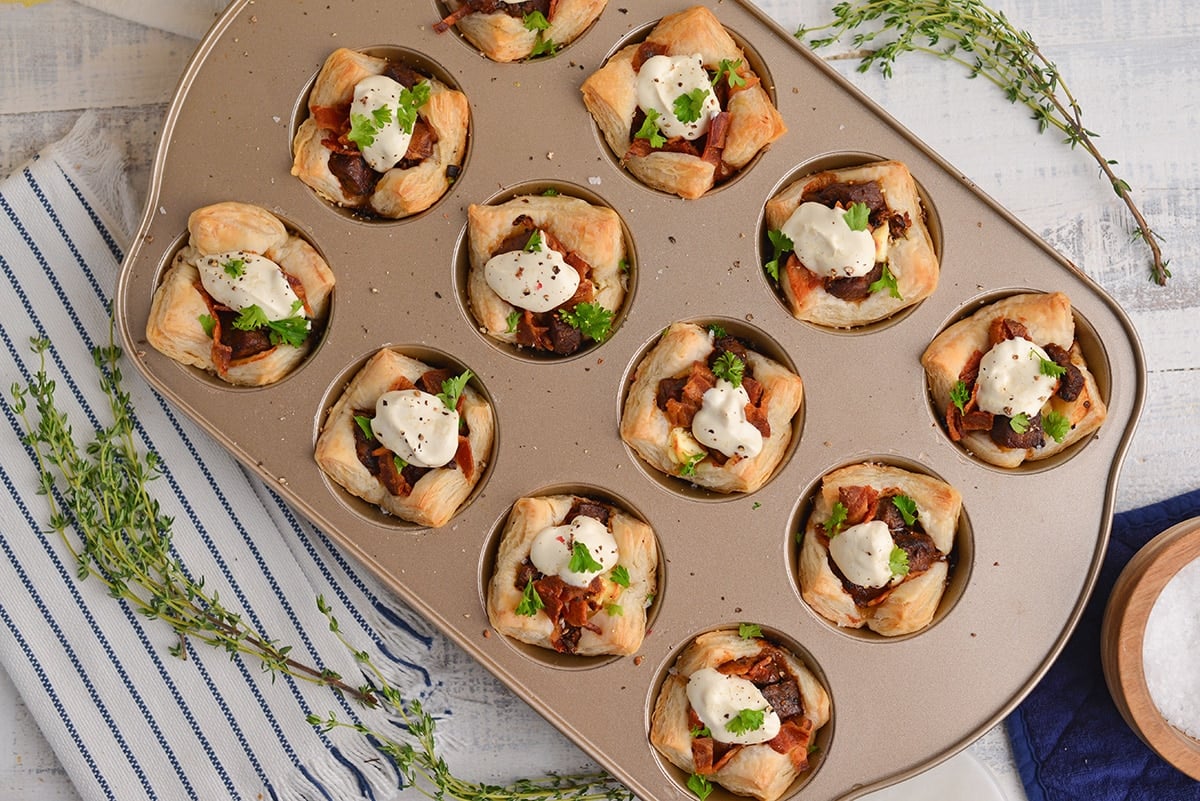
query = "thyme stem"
xmin=797 ymin=0 xmax=1170 ymax=284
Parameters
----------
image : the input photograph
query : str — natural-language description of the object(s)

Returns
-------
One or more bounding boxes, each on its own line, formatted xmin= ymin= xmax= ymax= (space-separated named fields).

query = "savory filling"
xmin=511 ymin=498 xmax=630 ymax=654
xmin=434 ymin=0 xmax=559 ymax=57
xmin=945 ymin=316 xmax=1084 ymax=450
xmin=816 ymin=484 xmax=946 ymax=608
xmin=351 ymin=368 xmax=475 ymax=497
xmin=655 ymin=330 xmax=771 ymax=476
xmin=685 ymin=640 xmax=815 ymax=776
xmin=487 ymin=214 xmax=614 ymax=355
xmin=766 ymin=178 xmax=913 ymax=303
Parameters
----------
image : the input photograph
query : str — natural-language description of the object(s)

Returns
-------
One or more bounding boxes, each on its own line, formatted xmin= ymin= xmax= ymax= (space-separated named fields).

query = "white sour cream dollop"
xmin=636 ymin=54 xmax=721 ymax=141
xmin=484 ymin=232 xmax=579 ymax=313
xmin=198 ymin=251 xmax=301 ymax=321
xmin=352 ymin=74 xmax=414 ymax=173
xmin=686 ymin=667 xmax=781 ymax=745
xmin=828 ymin=519 xmax=896 ymax=589
xmin=692 ymin=378 xmax=763 ymax=459
xmin=529 ymin=515 xmax=619 ymax=588
xmin=975 ymin=336 xmax=1056 ymax=418
xmin=371 ymin=389 xmax=460 ymax=469
xmin=780 ymin=202 xmax=877 ymax=280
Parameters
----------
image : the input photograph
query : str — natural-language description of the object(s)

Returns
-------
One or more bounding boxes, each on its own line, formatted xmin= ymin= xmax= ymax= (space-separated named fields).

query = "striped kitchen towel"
xmin=0 ymin=112 xmax=591 ymax=801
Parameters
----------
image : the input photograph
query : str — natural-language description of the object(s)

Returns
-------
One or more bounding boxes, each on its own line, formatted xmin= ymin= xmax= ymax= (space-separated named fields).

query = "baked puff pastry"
xmin=466 ymin=194 xmax=627 ymax=355
xmin=314 ymin=348 xmax=494 ymax=527
xmin=433 ymin=0 xmax=605 ymax=63
xmin=921 ymin=292 xmax=1108 ymax=468
xmin=145 ymin=201 xmax=334 ymax=387
xmin=291 ymin=48 xmax=468 ymax=219
xmin=799 ymin=463 xmax=962 ymax=637
xmin=649 ymin=629 xmax=830 ymax=801
xmin=486 ymin=494 xmax=657 ymax=656
xmin=763 ymin=160 xmax=939 ymax=328
xmin=620 ymin=322 xmax=803 ymax=494
xmin=581 ymin=5 xmax=787 ymax=199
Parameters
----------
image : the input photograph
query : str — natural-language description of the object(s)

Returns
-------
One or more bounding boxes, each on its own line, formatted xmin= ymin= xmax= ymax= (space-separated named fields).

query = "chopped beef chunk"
xmin=990 ymin=411 xmax=1044 ymax=450
xmin=760 ymin=679 xmax=803 ymax=719
xmin=329 ymin=152 xmax=379 ymax=198
xmin=825 ymin=262 xmax=882 ymax=302
xmin=1044 ymin=342 xmax=1084 ymax=401
xmin=565 ymin=498 xmax=612 ymax=526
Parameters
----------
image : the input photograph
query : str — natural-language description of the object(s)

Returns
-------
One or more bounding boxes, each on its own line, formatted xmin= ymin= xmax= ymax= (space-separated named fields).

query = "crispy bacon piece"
xmin=691 ymin=736 xmax=739 ymax=775
xmin=988 ymin=316 xmax=1031 ymax=346
xmin=767 ymin=718 xmax=814 ymax=772
xmin=660 ymin=362 xmax=717 ymax=428
xmin=532 ymin=574 xmax=604 ymax=653
xmin=839 ymin=484 xmax=880 ymax=526
xmin=632 ymin=40 xmax=669 ymax=71
xmin=401 ymin=120 xmax=439 ymax=166
xmin=784 ymin=252 xmax=823 ymax=302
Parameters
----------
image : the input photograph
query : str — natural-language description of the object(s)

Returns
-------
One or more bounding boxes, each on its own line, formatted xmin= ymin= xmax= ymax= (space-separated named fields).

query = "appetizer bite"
xmin=799 ymin=463 xmax=962 ymax=637
xmin=650 ymin=628 xmax=830 ymax=801
xmin=763 ymin=160 xmax=939 ymax=328
xmin=315 ymin=349 xmax=493 ymax=527
xmin=292 ymin=48 xmax=468 ymax=219
xmin=487 ymin=494 xmax=657 ymax=656
xmin=620 ymin=322 xmax=803 ymax=494
xmin=145 ymin=201 xmax=334 ymax=387
xmin=466 ymin=193 xmax=626 ymax=355
xmin=433 ymin=0 xmax=605 ymax=62
xmin=921 ymin=292 xmax=1107 ymax=468
xmin=581 ymin=5 xmax=786 ymax=199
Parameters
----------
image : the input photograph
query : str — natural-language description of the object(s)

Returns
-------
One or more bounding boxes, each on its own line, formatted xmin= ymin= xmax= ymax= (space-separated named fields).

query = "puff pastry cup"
xmin=486 ymin=494 xmax=657 ymax=656
xmin=466 ymin=194 xmax=627 ymax=355
xmin=291 ymin=48 xmax=468 ymax=219
xmin=314 ymin=348 xmax=494 ymax=527
xmin=581 ymin=5 xmax=787 ymax=199
xmin=799 ymin=463 xmax=962 ymax=637
xmin=145 ymin=201 xmax=335 ymax=387
xmin=620 ymin=322 xmax=803 ymax=494
xmin=921 ymin=292 xmax=1108 ymax=468
xmin=649 ymin=630 xmax=831 ymax=801
xmin=434 ymin=0 xmax=606 ymax=63
xmin=763 ymin=160 xmax=939 ymax=328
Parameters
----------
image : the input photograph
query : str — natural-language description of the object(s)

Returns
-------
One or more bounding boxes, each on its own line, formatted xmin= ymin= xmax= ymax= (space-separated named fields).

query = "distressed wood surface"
xmin=1 ymin=1 xmax=1196 ymax=799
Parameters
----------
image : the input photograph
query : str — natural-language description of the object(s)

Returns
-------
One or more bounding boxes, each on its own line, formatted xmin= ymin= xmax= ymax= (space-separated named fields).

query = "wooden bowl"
xmin=1101 ymin=515 xmax=1200 ymax=780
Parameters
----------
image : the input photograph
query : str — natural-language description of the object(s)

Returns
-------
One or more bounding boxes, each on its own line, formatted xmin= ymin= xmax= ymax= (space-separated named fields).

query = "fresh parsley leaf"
xmin=541 ymin=187 xmax=559 ymax=197
xmin=604 ymin=603 xmax=624 ymax=617
xmin=529 ymin=35 xmax=557 ymax=58
xmin=713 ymin=58 xmax=746 ymax=88
xmin=437 ymin=370 xmax=473 ymax=411
xmin=353 ymin=414 xmax=375 ymax=441
xmin=679 ymin=452 xmax=705 ymax=477
xmin=712 ymin=352 xmax=745 ymax=388
xmin=764 ymin=228 xmax=793 ymax=283
xmin=869 ymin=263 xmax=902 ymax=299
xmin=688 ymin=774 xmax=713 ymax=801
xmin=264 ymin=315 xmax=311 ymax=348
xmin=1035 ymin=350 xmax=1067 ymax=378
xmin=689 ymin=724 xmax=711 ymax=738
xmin=824 ymin=501 xmax=848 ymax=536
xmin=524 ymin=230 xmax=543 ymax=253
xmin=505 ymin=311 xmax=521 ymax=333
xmin=232 ymin=304 xmax=269 ymax=331
xmin=892 ymin=495 xmax=918 ymax=526
xmin=635 ymin=109 xmax=666 ymax=149
xmin=568 ymin=541 xmax=604 ymax=574
xmin=842 ymin=201 xmax=871 ymax=231
xmin=738 ymin=622 xmax=762 ymax=639
xmin=394 ymin=81 xmax=430 ymax=135
xmin=673 ymin=87 xmax=709 ymax=124
xmin=522 ymin=10 xmax=550 ymax=30
xmin=222 ymin=257 xmax=246 ymax=278
xmin=1009 ymin=412 xmax=1031 ymax=434
xmin=515 ymin=580 xmax=544 ymax=617
xmin=950 ymin=380 xmax=970 ymax=414
xmin=1043 ymin=410 xmax=1071 ymax=443
xmin=706 ymin=323 xmax=727 ymax=339
xmin=347 ymin=105 xmax=390 ymax=149
xmin=393 ymin=454 xmax=408 ymax=473
xmin=889 ymin=545 xmax=910 ymax=577
xmin=752 ymin=501 xmax=761 ymax=510
xmin=610 ymin=565 xmax=630 ymax=588
xmin=725 ymin=708 xmax=766 ymax=735
xmin=198 ymin=314 xmax=215 ymax=338
xmin=559 ymin=302 xmax=614 ymax=343
xmin=619 ymin=258 xmax=630 ymax=273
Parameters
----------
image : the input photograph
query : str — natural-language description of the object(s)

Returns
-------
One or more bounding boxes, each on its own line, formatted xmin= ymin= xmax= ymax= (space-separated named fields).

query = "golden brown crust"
xmin=313 ymin=349 xmax=494 ymax=527
xmin=440 ymin=0 xmax=607 ymax=63
xmin=798 ymin=463 xmax=962 ymax=636
xmin=619 ymin=322 xmax=803 ymax=494
xmin=485 ymin=494 xmax=657 ymax=656
xmin=649 ymin=630 xmax=830 ymax=801
xmin=290 ymin=48 xmax=468 ymax=219
xmin=764 ymin=160 xmax=939 ymax=328
xmin=581 ymin=6 xmax=786 ymax=199
xmin=920 ymin=292 xmax=1108 ymax=467
xmin=145 ymin=202 xmax=335 ymax=387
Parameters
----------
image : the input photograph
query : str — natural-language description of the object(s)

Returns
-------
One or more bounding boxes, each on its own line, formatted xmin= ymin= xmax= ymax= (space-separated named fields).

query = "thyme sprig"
xmin=11 ymin=334 xmax=632 ymax=801
xmin=796 ymin=0 xmax=1170 ymax=285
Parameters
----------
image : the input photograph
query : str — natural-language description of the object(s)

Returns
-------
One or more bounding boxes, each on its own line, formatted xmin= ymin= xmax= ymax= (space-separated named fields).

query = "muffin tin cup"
xmin=115 ymin=2 xmax=1146 ymax=800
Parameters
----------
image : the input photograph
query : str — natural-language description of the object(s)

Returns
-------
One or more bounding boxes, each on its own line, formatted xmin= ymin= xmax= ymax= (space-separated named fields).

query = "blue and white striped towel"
xmin=0 ymin=112 xmax=592 ymax=801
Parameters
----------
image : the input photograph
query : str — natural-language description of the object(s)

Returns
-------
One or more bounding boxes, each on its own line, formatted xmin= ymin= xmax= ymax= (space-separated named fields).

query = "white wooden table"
xmin=2 ymin=1 xmax=1196 ymax=799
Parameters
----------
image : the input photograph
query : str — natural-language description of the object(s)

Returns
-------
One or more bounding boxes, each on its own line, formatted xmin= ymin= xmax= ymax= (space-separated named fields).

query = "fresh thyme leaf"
xmin=738 ymin=622 xmax=762 ymax=639
xmin=713 ymin=58 xmax=747 ymax=88
xmin=1035 ymin=350 xmax=1067 ymax=378
xmin=868 ymin=263 xmax=902 ymax=299
xmin=889 ymin=546 xmax=910 ymax=577
xmin=842 ymin=201 xmax=870 ymax=231
xmin=764 ymin=228 xmax=793 ymax=282
xmin=353 ymin=414 xmax=375 ymax=441
xmin=892 ymin=495 xmax=918 ymax=526
xmin=635 ymin=108 xmax=666 ymax=149
xmin=1010 ymin=412 xmax=1031 ymax=434
xmin=198 ymin=313 xmax=215 ymax=338
xmin=505 ymin=310 xmax=521 ymax=333
xmin=522 ymin=10 xmax=549 ymax=30
xmin=824 ymin=501 xmax=848 ymax=536
xmin=222 ymin=257 xmax=246 ymax=278
xmin=679 ymin=452 xmax=705 ymax=477
xmin=524 ymin=229 xmax=543 ymax=252
xmin=1043 ymin=410 xmax=1071 ymax=443
xmin=706 ymin=322 xmax=726 ymax=338
xmin=688 ymin=773 xmax=714 ymax=801
xmin=725 ymin=708 xmax=766 ymax=735
xmin=950 ymin=379 xmax=970 ymax=414
xmin=568 ymin=541 xmax=604 ymax=574
xmin=437 ymin=369 xmax=472 ymax=410
xmin=673 ymin=87 xmax=708 ymax=124
xmin=712 ymin=352 xmax=745 ymax=388
xmin=610 ymin=564 xmax=631 ymax=587
xmin=516 ymin=579 xmax=544 ymax=616
xmin=559 ymin=302 xmax=614 ymax=342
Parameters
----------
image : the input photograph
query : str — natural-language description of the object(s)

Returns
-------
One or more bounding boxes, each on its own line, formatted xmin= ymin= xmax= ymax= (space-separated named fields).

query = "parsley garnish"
xmin=712 ymin=352 xmax=745 ymax=388
xmin=198 ymin=314 xmax=215 ymax=338
xmin=713 ymin=58 xmax=746 ymax=88
xmin=635 ymin=109 xmax=666 ymax=149
xmin=824 ymin=501 xmax=848 ymax=536
xmin=889 ymin=545 xmax=910 ymax=577
xmin=1009 ymin=413 xmax=1031 ymax=434
xmin=437 ymin=370 xmax=472 ymax=411
xmin=688 ymin=774 xmax=713 ymax=801
xmin=505 ymin=311 xmax=521 ymax=333
xmin=619 ymin=258 xmax=629 ymax=273
xmin=524 ymin=230 xmax=543 ymax=253
xmin=522 ymin=10 xmax=549 ymax=30
xmin=515 ymin=580 xmax=544 ymax=617
xmin=725 ymin=708 xmax=766 ymax=735
xmin=568 ymin=541 xmax=604 ymax=574
xmin=764 ymin=229 xmax=793 ymax=282
xmin=869 ymin=263 xmax=902 ymax=299
xmin=353 ymin=414 xmax=375 ymax=441
xmin=892 ymin=495 xmax=918 ymax=526
xmin=950 ymin=380 xmax=970 ymax=414
xmin=673 ymin=87 xmax=709 ymax=124
xmin=689 ymin=724 xmax=711 ymax=738
xmin=679 ymin=452 xmax=705 ymax=477
xmin=347 ymin=104 xmax=393 ymax=149
xmin=1035 ymin=350 xmax=1067 ymax=378
xmin=222 ymin=257 xmax=246 ymax=278
xmin=541 ymin=187 xmax=559 ymax=197
xmin=610 ymin=565 xmax=630 ymax=588
xmin=1043 ymin=410 xmax=1071 ymax=443
xmin=842 ymin=201 xmax=870 ymax=231
xmin=706 ymin=323 xmax=726 ymax=338
xmin=393 ymin=455 xmax=408 ymax=473
xmin=232 ymin=304 xmax=310 ymax=348
xmin=529 ymin=35 xmax=557 ymax=58
xmin=738 ymin=622 xmax=762 ymax=639
xmin=559 ymin=302 xmax=614 ymax=342
xmin=604 ymin=603 xmax=623 ymax=617
xmin=394 ymin=81 xmax=431 ymax=134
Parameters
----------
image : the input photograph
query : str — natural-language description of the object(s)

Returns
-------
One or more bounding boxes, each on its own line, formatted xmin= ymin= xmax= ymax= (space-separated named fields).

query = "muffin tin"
xmin=114 ymin=1 xmax=1146 ymax=799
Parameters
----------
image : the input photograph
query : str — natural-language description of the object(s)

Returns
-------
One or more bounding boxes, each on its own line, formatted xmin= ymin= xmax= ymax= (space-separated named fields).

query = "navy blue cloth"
xmin=1007 ymin=487 xmax=1200 ymax=800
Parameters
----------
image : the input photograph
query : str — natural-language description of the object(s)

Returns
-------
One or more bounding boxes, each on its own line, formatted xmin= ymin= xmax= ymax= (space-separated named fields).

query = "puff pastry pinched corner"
xmin=433 ymin=0 xmax=606 ymax=63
